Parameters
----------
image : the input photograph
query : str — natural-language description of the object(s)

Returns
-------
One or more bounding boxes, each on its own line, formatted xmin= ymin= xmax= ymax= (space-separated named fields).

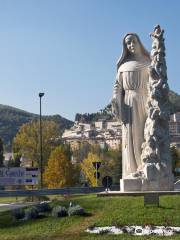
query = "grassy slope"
xmin=0 ymin=194 xmax=179 ymax=240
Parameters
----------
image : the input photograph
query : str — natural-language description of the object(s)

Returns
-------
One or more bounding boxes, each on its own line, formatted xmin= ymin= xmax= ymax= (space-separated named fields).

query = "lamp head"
xmin=39 ymin=93 xmax=45 ymax=98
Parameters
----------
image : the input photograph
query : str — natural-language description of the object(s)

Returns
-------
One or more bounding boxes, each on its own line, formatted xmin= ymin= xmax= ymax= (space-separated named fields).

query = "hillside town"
xmin=62 ymin=112 xmax=180 ymax=150
xmin=1 ymin=3 xmax=180 ymax=238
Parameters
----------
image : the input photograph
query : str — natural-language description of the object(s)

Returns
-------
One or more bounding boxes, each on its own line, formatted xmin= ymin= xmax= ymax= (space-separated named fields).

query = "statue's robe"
xmin=113 ymin=60 xmax=150 ymax=178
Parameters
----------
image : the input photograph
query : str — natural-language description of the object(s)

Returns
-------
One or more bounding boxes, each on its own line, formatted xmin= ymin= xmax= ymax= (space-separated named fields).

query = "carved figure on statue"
xmin=112 ymin=26 xmax=174 ymax=191
xmin=112 ymin=33 xmax=150 ymax=179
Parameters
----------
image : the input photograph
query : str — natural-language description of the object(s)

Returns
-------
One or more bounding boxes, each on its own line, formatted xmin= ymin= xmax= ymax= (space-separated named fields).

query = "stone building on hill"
xmin=62 ymin=112 xmax=180 ymax=150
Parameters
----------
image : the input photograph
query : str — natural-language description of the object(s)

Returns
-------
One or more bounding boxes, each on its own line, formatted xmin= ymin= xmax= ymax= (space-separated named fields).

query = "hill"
xmin=0 ymin=104 xmax=73 ymax=150
xmin=169 ymin=90 xmax=180 ymax=113
xmin=0 ymin=90 xmax=179 ymax=150
xmin=75 ymin=90 xmax=180 ymax=123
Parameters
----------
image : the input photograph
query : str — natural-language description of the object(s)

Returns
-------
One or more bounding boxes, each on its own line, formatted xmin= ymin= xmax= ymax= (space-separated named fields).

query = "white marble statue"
xmin=112 ymin=27 xmax=174 ymax=191
xmin=112 ymin=33 xmax=150 ymax=179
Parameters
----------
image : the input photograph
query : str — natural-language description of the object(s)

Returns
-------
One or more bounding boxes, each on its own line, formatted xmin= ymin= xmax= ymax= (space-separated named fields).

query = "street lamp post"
xmin=39 ymin=92 xmax=44 ymax=189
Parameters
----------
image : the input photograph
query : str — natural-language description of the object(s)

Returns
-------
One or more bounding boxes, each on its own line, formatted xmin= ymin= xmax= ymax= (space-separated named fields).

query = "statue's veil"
xmin=117 ymin=33 xmax=150 ymax=71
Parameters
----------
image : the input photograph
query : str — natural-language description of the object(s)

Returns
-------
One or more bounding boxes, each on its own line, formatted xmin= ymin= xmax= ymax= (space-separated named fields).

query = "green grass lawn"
xmin=0 ymin=194 xmax=179 ymax=240
xmin=0 ymin=196 xmax=25 ymax=204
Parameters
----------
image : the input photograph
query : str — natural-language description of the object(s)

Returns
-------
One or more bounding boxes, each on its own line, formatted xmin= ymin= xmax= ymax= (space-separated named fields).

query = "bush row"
xmin=12 ymin=202 xmax=85 ymax=221
xmin=52 ymin=204 xmax=85 ymax=217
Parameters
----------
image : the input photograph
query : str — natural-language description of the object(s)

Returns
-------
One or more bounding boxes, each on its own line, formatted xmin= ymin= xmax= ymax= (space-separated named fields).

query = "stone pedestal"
xmin=120 ymin=176 xmax=174 ymax=192
xmin=120 ymin=179 xmax=142 ymax=192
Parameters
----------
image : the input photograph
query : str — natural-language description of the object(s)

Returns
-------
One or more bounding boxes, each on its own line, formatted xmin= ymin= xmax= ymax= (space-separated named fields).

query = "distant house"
xmin=62 ymin=113 xmax=180 ymax=150
xmin=62 ymin=119 xmax=122 ymax=150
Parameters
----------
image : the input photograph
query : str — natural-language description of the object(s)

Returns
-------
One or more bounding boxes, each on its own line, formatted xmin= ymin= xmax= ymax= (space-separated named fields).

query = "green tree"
xmin=72 ymin=141 xmax=92 ymax=163
xmin=44 ymin=145 xmax=76 ymax=188
xmin=80 ymin=144 xmax=122 ymax=186
xmin=13 ymin=153 xmax=21 ymax=167
xmin=100 ymin=146 xmax=122 ymax=184
xmin=0 ymin=138 xmax=4 ymax=167
xmin=7 ymin=156 xmax=14 ymax=167
xmin=13 ymin=120 xmax=61 ymax=169
xmin=170 ymin=146 xmax=180 ymax=174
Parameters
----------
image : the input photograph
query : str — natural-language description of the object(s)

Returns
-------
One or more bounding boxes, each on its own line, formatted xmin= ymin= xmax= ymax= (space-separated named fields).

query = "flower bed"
xmin=86 ymin=225 xmax=180 ymax=236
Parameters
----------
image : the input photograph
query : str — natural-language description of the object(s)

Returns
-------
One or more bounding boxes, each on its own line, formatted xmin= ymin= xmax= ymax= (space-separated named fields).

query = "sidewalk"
xmin=0 ymin=202 xmax=36 ymax=212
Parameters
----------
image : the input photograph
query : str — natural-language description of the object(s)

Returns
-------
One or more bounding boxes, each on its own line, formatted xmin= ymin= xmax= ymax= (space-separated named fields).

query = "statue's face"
xmin=125 ymin=35 xmax=141 ymax=55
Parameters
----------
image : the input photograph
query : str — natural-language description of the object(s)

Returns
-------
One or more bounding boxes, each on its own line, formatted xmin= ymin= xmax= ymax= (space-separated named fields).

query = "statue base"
xmin=121 ymin=162 xmax=174 ymax=192
xmin=120 ymin=179 xmax=142 ymax=192
xmin=120 ymin=176 xmax=174 ymax=192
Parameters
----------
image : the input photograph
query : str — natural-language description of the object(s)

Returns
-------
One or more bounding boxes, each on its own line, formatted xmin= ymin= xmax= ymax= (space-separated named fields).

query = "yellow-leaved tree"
xmin=44 ymin=145 xmax=77 ymax=188
xmin=13 ymin=120 xmax=60 ymax=168
xmin=81 ymin=152 xmax=101 ymax=187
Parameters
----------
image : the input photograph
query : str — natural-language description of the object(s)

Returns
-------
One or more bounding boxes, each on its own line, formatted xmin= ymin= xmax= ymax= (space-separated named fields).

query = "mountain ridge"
xmin=0 ymin=90 xmax=179 ymax=150
xmin=0 ymin=104 xmax=73 ymax=150
xmin=75 ymin=90 xmax=180 ymax=122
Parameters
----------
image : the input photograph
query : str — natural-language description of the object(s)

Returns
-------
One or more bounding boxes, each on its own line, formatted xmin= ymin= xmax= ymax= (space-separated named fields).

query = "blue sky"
xmin=0 ymin=0 xmax=179 ymax=120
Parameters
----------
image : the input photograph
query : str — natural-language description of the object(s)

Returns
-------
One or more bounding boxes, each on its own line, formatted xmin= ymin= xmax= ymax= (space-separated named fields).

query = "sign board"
xmin=92 ymin=162 xmax=101 ymax=170
xmin=0 ymin=167 xmax=39 ymax=186
xmin=144 ymin=194 xmax=159 ymax=207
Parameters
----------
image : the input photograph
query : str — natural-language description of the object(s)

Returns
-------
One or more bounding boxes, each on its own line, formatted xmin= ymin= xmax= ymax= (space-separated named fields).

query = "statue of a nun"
xmin=112 ymin=33 xmax=151 ymax=179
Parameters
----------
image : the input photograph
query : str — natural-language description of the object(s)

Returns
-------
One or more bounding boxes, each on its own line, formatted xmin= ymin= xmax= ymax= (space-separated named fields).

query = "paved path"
xmin=0 ymin=202 xmax=36 ymax=212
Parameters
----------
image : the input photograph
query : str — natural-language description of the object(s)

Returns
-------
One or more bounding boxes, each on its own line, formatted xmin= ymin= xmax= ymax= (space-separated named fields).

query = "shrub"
xmin=25 ymin=207 xmax=39 ymax=220
xmin=68 ymin=205 xmax=85 ymax=216
xmin=12 ymin=208 xmax=25 ymax=220
xmin=35 ymin=202 xmax=51 ymax=213
xmin=51 ymin=206 xmax=67 ymax=218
